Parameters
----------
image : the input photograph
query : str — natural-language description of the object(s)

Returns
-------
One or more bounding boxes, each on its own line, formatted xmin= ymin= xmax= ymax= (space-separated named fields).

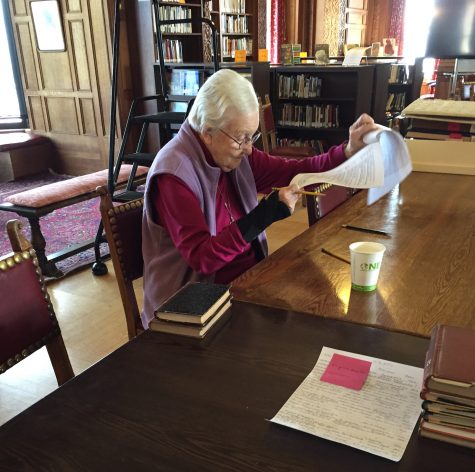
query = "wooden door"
xmin=8 ymin=0 xmax=130 ymax=175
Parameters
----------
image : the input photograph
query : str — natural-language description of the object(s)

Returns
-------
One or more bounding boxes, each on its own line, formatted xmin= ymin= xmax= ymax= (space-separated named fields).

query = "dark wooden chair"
xmin=258 ymin=94 xmax=315 ymax=158
xmin=98 ymin=187 xmax=144 ymax=339
xmin=0 ymin=220 xmax=74 ymax=385
xmin=306 ymin=184 xmax=355 ymax=226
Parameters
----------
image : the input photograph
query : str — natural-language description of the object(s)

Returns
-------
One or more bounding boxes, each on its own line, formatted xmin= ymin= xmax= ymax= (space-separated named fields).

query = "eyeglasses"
xmin=218 ymin=128 xmax=261 ymax=149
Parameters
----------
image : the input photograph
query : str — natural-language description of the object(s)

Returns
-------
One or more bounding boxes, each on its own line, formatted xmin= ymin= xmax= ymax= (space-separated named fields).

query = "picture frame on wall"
xmin=31 ymin=0 xmax=66 ymax=52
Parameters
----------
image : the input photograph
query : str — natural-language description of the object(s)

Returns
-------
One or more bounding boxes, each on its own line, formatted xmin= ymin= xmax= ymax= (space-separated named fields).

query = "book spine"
xmin=421 ymin=324 xmax=443 ymax=396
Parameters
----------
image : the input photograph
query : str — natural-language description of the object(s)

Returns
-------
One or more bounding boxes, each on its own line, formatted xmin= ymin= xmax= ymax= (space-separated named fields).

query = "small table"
xmin=0 ymin=302 xmax=473 ymax=470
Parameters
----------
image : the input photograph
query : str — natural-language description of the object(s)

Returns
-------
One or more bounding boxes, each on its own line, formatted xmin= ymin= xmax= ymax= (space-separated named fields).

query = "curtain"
xmin=297 ymin=0 xmax=317 ymax=56
xmin=270 ymin=0 xmax=285 ymax=63
xmin=389 ymin=0 xmax=406 ymax=55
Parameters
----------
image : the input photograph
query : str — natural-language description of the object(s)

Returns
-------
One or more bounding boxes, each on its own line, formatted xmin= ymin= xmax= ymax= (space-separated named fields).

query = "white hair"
xmin=187 ymin=68 xmax=258 ymax=132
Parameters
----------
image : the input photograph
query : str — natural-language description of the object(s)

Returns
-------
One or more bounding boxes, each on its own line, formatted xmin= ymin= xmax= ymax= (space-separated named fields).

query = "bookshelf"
xmin=154 ymin=1 xmax=259 ymax=64
xmin=206 ymin=0 xmax=258 ymax=61
xmin=385 ymin=58 xmax=423 ymax=127
xmin=157 ymin=61 xmax=270 ymax=115
xmin=153 ymin=0 xmax=205 ymax=63
xmin=270 ymin=65 xmax=377 ymax=149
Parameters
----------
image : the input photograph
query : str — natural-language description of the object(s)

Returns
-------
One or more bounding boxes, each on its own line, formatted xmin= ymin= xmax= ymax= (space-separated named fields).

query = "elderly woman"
xmin=141 ymin=69 xmax=377 ymax=328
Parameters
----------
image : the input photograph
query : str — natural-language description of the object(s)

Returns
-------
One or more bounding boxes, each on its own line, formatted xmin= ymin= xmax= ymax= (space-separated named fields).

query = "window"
xmin=0 ymin=1 xmax=27 ymax=129
xmin=403 ymin=0 xmax=436 ymax=79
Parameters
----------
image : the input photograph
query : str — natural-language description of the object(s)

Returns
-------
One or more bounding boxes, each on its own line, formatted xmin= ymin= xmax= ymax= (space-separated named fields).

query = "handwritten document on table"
xmin=289 ymin=125 xmax=412 ymax=205
xmin=271 ymin=347 xmax=423 ymax=462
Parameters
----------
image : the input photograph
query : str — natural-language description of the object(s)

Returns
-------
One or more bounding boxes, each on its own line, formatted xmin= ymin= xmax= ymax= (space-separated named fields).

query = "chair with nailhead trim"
xmin=305 ymin=184 xmax=356 ymax=226
xmin=98 ymin=187 xmax=144 ymax=340
xmin=0 ymin=220 xmax=74 ymax=385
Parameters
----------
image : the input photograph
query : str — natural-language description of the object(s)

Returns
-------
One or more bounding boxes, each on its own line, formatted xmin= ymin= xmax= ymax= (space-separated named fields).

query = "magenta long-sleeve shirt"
xmin=152 ymin=143 xmax=347 ymax=283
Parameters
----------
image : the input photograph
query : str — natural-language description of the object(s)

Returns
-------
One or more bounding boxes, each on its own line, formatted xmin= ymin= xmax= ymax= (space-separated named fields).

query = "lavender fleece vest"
xmin=141 ymin=120 xmax=267 ymax=328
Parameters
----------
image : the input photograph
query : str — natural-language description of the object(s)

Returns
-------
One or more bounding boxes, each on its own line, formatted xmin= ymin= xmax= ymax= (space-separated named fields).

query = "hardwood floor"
xmin=0 ymin=204 xmax=309 ymax=425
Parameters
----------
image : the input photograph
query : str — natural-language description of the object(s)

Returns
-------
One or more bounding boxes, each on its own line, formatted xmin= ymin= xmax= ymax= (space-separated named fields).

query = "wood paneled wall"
xmin=8 ymin=0 xmax=132 ymax=175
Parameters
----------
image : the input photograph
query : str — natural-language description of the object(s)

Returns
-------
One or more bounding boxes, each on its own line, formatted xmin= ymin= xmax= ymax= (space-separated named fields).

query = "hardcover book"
xmin=423 ymin=411 xmax=475 ymax=429
xmin=422 ymin=324 xmax=475 ymax=399
xmin=421 ymin=391 xmax=475 ymax=408
xmin=154 ymin=282 xmax=230 ymax=325
xmin=422 ymin=399 xmax=475 ymax=417
xmin=419 ymin=418 xmax=475 ymax=450
xmin=149 ymin=299 xmax=231 ymax=338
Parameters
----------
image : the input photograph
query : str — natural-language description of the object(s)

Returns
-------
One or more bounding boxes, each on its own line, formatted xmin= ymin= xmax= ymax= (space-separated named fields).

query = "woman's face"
xmin=202 ymin=111 xmax=259 ymax=172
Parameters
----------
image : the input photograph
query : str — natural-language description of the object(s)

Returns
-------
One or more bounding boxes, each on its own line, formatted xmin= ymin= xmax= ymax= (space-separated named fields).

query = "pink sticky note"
xmin=320 ymin=353 xmax=372 ymax=390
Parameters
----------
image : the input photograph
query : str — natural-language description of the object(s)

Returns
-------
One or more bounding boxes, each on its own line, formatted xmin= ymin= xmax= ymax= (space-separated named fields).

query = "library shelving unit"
xmin=158 ymin=61 xmax=270 ymax=113
xmin=385 ymin=58 xmax=423 ymax=126
xmin=153 ymin=0 xmax=205 ymax=63
xmin=206 ymin=0 xmax=258 ymax=62
xmin=270 ymin=65 xmax=377 ymax=149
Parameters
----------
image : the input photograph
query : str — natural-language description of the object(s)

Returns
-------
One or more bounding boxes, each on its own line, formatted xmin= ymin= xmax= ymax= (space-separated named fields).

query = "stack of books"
xmin=418 ymin=324 xmax=475 ymax=450
xmin=406 ymin=118 xmax=475 ymax=142
xmin=149 ymin=282 xmax=231 ymax=338
xmin=402 ymin=98 xmax=475 ymax=142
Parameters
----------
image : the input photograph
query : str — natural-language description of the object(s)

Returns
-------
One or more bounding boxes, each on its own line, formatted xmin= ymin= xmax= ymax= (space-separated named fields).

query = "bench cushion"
xmin=4 ymin=165 xmax=148 ymax=208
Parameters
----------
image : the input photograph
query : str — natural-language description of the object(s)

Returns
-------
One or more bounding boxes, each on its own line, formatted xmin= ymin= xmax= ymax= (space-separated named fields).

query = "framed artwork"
xmin=382 ymin=38 xmax=398 ymax=57
xmin=31 ymin=1 xmax=65 ymax=52
xmin=370 ymin=42 xmax=381 ymax=57
xmin=314 ymin=44 xmax=330 ymax=64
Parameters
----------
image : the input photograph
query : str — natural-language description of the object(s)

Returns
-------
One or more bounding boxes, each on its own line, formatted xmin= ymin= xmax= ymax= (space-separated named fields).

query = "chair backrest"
xmin=98 ymin=187 xmax=144 ymax=339
xmin=305 ymin=184 xmax=353 ymax=226
xmin=258 ymin=94 xmax=278 ymax=153
xmin=0 ymin=220 xmax=74 ymax=385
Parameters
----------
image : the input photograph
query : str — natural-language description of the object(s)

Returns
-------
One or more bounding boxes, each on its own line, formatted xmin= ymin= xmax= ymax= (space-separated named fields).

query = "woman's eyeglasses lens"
xmin=219 ymin=129 xmax=261 ymax=149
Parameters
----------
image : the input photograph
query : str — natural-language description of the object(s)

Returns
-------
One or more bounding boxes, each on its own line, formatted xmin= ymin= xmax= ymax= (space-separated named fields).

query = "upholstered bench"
xmin=0 ymin=165 xmax=148 ymax=277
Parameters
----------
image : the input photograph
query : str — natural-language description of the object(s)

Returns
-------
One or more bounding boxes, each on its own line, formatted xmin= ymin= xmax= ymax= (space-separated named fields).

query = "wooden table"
xmin=0 ymin=302 xmax=473 ymax=470
xmin=231 ymin=172 xmax=475 ymax=338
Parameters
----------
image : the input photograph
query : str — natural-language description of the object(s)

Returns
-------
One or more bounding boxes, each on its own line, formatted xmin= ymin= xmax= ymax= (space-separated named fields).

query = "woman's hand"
xmin=344 ymin=113 xmax=379 ymax=158
xmin=278 ymin=184 xmax=300 ymax=214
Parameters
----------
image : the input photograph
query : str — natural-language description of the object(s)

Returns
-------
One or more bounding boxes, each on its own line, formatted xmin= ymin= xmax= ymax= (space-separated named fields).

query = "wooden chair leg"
xmin=46 ymin=335 xmax=75 ymax=386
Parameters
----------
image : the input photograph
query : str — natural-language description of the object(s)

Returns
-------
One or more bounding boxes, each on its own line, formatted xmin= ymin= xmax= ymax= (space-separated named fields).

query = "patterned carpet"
xmin=0 ymin=170 xmax=108 ymax=278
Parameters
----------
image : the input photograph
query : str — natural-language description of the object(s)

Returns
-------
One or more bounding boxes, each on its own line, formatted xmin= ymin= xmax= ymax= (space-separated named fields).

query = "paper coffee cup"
xmin=349 ymin=242 xmax=386 ymax=292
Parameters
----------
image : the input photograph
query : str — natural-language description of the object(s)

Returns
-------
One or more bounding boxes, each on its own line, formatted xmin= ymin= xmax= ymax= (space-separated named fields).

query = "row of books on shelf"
xmin=220 ymin=15 xmax=249 ymax=34
xmin=221 ymin=38 xmax=252 ymax=57
xmin=220 ymin=0 xmax=247 ymax=15
xmin=386 ymin=92 xmax=406 ymax=113
xmin=277 ymin=104 xmax=340 ymax=128
xmin=418 ymin=324 xmax=475 ymax=450
xmin=149 ymin=283 xmax=232 ymax=338
xmin=159 ymin=5 xmax=192 ymax=34
xmin=162 ymin=39 xmax=184 ymax=63
xmin=276 ymin=138 xmax=327 ymax=154
xmin=278 ymin=74 xmax=322 ymax=99
xmin=388 ymin=63 xmax=410 ymax=84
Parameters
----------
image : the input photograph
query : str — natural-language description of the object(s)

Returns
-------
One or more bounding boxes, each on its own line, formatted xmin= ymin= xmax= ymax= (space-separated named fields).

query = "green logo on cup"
xmin=360 ymin=262 xmax=380 ymax=271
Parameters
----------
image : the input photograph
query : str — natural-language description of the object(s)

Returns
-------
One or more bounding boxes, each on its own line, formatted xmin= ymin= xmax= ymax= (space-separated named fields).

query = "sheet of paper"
xmin=271 ymin=346 xmax=423 ymax=462
xmin=366 ymin=126 xmax=413 ymax=205
xmin=342 ymin=47 xmax=367 ymax=66
xmin=289 ymin=125 xmax=412 ymax=206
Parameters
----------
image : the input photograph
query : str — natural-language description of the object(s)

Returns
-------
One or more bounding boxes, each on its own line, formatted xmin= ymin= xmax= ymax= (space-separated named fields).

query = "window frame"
xmin=0 ymin=0 xmax=28 ymax=130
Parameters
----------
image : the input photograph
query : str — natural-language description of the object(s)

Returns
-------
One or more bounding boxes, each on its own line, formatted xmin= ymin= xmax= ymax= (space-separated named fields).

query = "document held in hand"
xmin=289 ymin=125 xmax=412 ymax=205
